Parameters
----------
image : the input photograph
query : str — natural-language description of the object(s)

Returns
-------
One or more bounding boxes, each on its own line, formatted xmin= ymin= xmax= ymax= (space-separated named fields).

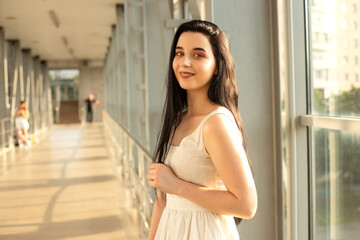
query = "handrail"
xmin=112 ymin=116 xmax=153 ymax=158
xmin=103 ymin=110 xmax=154 ymax=236
xmin=0 ymin=117 xmax=14 ymax=158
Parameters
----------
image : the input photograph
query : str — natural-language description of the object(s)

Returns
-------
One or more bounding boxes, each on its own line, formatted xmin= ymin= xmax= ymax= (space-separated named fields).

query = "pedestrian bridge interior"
xmin=0 ymin=0 xmax=359 ymax=240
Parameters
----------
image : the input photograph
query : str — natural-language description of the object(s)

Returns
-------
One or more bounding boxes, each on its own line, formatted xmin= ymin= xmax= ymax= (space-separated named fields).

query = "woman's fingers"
xmin=147 ymin=163 xmax=163 ymax=188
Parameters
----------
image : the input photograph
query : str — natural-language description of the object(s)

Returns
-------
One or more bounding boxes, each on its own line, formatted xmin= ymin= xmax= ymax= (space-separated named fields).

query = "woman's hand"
xmin=147 ymin=163 xmax=181 ymax=194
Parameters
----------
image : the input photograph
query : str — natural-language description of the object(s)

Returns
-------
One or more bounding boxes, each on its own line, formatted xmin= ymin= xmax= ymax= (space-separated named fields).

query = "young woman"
xmin=147 ymin=20 xmax=257 ymax=240
xmin=15 ymin=101 xmax=30 ymax=149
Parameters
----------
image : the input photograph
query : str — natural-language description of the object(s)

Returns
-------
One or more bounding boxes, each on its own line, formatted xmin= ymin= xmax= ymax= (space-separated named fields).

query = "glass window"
xmin=341 ymin=2 xmax=347 ymax=12
xmin=310 ymin=1 xmax=360 ymax=117
xmin=309 ymin=3 xmax=360 ymax=238
xmin=173 ymin=0 xmax=184 ymax=19
xmin=342 ymin=20 xmax=347 ymax=30
xmin=310 ymin=128 xmax=360 ymax=240
xmin=316 ymin=70 xmax=324 ymax=79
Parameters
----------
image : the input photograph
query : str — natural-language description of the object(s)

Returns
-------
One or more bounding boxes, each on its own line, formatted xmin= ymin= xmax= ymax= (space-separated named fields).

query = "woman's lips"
xmin=179 ymin=71 xmax=195 ymax=78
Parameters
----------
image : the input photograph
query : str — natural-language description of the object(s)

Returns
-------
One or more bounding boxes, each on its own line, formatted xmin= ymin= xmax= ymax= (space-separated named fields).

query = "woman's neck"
xmin=186 ymin=89 xmax=216 ymax=116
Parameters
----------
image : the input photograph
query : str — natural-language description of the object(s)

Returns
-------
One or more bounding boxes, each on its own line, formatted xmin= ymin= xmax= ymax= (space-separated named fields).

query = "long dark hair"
xmin=153 ymin=20 xmax=252 ymax=223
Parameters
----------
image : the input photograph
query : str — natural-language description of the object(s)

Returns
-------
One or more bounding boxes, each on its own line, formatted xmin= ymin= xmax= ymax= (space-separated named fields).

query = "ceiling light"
xmin=49 ymin=10 xmax=60 ymax=28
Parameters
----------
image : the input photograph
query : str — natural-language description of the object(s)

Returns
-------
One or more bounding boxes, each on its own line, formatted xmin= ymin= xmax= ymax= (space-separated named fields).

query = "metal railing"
xmin=103 ymin=110 xmax=154 ymax=236
xmin=0 ymin=117 xmax=14 ymax=161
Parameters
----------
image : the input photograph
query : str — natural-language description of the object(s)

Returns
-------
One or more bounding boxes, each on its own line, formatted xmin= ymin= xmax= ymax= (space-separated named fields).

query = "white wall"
xmin=213 ymin=0 xmax=277 ymax=239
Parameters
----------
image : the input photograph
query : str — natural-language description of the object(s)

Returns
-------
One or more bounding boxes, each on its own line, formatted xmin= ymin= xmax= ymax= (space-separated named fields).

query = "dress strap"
xmin=200 ymin=108 xmax=235 ymax=127
xmin=197 ymin=108 xmax=237 ymax=148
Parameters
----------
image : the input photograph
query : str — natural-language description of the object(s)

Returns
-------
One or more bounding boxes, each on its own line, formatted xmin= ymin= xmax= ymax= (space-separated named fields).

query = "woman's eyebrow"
xmin=193 ymin=47 xmax=206 ymax=52
xmin=175 ymin=46 xmax=207 ymax=52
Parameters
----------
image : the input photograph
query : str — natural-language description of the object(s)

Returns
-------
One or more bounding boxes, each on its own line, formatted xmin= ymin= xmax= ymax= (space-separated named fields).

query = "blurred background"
xmin=0 ymin=0 xmax=359 ymax=239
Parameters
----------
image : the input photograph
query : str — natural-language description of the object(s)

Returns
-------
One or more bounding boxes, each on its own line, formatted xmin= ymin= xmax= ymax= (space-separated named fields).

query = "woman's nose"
xmin=180 ymin=55 xmax=191 ymax=67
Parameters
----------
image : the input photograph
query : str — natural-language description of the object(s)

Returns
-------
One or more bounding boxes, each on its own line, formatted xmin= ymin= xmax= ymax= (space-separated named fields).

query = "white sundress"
xmin=15 ymin=116 xmax=29 ymax=130
xmin=155 ymin=108 xmax=241 ymax=240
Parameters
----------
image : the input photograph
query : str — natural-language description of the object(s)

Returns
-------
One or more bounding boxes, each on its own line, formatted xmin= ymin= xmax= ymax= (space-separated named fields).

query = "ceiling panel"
xmin=0 ymin=0 xmax=123 ymax=61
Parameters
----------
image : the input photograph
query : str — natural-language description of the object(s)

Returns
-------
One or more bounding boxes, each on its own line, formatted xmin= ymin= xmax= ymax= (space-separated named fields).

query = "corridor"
xmin=0 ymin=123 xmax=143 ymax=240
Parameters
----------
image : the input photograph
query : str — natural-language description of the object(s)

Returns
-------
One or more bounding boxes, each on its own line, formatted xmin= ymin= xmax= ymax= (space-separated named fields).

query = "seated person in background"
xmin=15 ymin=100 xmax=30 ymax=149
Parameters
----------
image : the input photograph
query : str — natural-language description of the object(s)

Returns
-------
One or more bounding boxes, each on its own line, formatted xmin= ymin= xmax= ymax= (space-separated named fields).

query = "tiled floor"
xmin=0 ymin=123 xmax=144 ymax=240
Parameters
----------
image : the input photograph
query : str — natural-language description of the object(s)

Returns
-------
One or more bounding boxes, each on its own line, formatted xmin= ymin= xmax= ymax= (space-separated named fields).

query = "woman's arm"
xmin=147 ymin=114 xmax=257 ymax=219
xmin=24 ymin=110 xmax=30 ymax=120
xmin=148 ymin=192 xmax=166 ymax=240
xmin=14 ymin=109 xmax=24 ymax=118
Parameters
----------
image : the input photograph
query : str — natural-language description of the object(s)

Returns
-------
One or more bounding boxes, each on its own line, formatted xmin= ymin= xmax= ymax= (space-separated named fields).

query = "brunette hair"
xmin=153 ymin=20 xmax=251 ymax=223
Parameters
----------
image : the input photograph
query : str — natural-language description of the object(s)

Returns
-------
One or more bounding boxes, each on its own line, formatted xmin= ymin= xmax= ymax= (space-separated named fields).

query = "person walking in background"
xmin=147 ymin=20 xmax=257 ymax=240
xmin=84 ymin=94 xmax=99 ymax=122
xmin=15 ymin=100 xmax=30 ymax=149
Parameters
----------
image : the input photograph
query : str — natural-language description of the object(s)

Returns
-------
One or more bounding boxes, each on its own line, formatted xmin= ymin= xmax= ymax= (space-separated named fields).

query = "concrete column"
xmin=7 ymin=40 xmax=19 ymax=117
xmin=40 ymin=61 xmax=48 ymax=130
xmin=0 ymin=27 xmax=8 ymax=119
xmin=22 ymin=49 xmax=31 ymax=104
xmin=212 ymin=1 xmax=277 ymax=239
xmin=32 ymin=56 xmax=41 ymax=133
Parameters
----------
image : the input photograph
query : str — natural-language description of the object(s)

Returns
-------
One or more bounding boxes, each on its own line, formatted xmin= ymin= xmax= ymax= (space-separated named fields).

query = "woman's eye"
xmin=175 ymin=52 xmax=183 ymax=56
xmin=194 ymin=53 xmax=203 ymax=58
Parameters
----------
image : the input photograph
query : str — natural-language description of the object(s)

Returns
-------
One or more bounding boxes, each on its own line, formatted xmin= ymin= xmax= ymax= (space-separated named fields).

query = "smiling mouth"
xmin=179 ymin=71 xmax=195 ymax=78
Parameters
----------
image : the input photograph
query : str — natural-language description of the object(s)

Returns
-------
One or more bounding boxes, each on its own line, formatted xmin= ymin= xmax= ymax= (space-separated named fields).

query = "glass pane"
xmin=173 ymin=0 xmax=183 ymax=19
xmin=311 ymin=127 xmax=360 ymax=239
xmin=310 ymin=0 xmax=360 ymax=117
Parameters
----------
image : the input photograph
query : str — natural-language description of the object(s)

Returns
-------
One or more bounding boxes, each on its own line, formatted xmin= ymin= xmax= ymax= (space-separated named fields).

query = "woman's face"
xmin=172 ymin=31 xmax=217 ymax=92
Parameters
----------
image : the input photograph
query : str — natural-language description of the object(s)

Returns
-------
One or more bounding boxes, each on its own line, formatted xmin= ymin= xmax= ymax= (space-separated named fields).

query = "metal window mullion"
xmin=290 ymin=0 xmax=309 ymax=239
xmin=284 ymin=0 xmax=298 ymax=239
xmin=117 ymin=5 xmax=126 ymax=126
xmin=115 ymin=23 xmax=122 ymax=125
xmin=124 ymin=0 xmax=132 ymax=131
xmin=141 ymin=0 xmax=150 ymax=150
xmin=300 ymin=115 xmax=360 ymax=133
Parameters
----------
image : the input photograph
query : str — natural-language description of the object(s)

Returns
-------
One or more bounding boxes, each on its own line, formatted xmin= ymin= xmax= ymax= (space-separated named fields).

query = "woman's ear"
xmin=214 ymin=68 xmax=218 ymax=76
